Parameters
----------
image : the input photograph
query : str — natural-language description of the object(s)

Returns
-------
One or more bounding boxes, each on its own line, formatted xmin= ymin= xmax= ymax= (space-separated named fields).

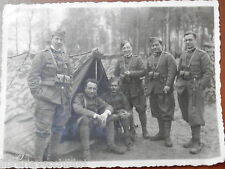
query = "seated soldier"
xmin=101 ymin=77 xmax=133 ymax=151
xmin=72 ymin=78 xmax=125 ymax=160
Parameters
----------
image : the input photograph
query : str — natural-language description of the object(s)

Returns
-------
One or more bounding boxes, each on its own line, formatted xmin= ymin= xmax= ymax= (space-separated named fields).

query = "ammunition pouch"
xmin=179 ymin=70 xmax=191 ymax=80
xmin=148 ymin=71 xmax=160 ymax=79
xmin=56 ymin=74 xmax=71 ymax=84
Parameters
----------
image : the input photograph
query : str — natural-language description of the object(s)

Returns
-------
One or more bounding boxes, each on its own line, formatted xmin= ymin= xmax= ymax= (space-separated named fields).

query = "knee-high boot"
xmin=190 ymin=125 xmax=202 ymax=154
xmin=34 ymin=135 xmax=49 ymax=161
xmin=48 ymin=133 xmax=61 ymax=161
xmin=164 ymin=120 xmax=173 ymax=147
xmin=138 ymin=112 xmax=150 ymax=139
xmin=150 ymin=118 xmax=164 ymax=141
xmin=79 ymin=118 xmax=90 ymax=161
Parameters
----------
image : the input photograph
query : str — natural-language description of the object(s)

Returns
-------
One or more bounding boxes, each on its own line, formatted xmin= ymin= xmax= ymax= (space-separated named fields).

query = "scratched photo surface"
xmin=1 ymin=1 xmax=224 ymax=167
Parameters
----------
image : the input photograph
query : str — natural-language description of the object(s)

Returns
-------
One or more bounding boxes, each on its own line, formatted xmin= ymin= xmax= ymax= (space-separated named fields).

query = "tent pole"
xmin=95 ymin=60 xmax=98 ymax=80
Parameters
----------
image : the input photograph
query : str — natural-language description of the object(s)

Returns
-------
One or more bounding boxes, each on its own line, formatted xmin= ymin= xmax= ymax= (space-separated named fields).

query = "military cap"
xmin=184 ymin=31 xmax=197 ymax=39
xmin=149 ymin=37 xmax=162 ymax=45
xmin=52 ymin=29 xmax=66 ymax=39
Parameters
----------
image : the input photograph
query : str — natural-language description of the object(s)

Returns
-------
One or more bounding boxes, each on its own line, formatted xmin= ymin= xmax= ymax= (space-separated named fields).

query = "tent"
xmin=4 ymin=50 xmax=110 ymax=160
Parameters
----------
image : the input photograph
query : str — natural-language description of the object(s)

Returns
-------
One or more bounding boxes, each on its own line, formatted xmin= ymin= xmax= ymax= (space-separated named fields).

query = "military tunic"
xmin=145 ymin=51 xmax=177 ymax=120
xmin=114 ymin=55 xmax=146 ymax=113
xmin=28 ymin=47 xmax=71 ymax=137
xmin=175 ymin=48 xmax=213 ymax=126
xmin=68 ymin=93 xmax=113 ymax=139
xmin=101 ymin=91 xmax=131 ymax=131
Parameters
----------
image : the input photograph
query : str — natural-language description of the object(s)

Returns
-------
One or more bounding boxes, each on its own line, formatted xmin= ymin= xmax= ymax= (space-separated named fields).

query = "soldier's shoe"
xmin=150 ymin=133 xmax=164 ymax=141
xmin=107 ymin=144 xmax=125 ymax=154
xmin=164 ymin=137 xmax=173 ymax=147
xmin=190 ymin=143 xmax=203 ymax=154
xmin=82 ymin=149 xmax=90 ymax=161
xmin=142 ymin=130 xmax=150 ymax=139
xmin=183 ymin=139 xmax=193 ymax=148
xmin=130 ymin=129 xmax=136 ymax=142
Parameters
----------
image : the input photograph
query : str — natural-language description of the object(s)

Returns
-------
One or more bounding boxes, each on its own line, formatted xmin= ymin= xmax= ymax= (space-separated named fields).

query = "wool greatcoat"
xmin=145 ymin=51 xmax=177 ymax=121
xmin=114 ymin=55 xmax=146 ymax=113
xmin=175 ymin=48 xmax=213 ymax=126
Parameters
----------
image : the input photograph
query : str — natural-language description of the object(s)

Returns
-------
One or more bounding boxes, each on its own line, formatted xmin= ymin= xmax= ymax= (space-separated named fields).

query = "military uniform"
xmin=145 ymin=51 xmax=177 ymax=147
xmin=28 ymin=47 xmax=71 ymax=161
xmin=72 ymin=93 xmax=124 ymax=159
xmin=101 ymin=91 xmax=132 ymax=147
xmin=175 ymin=48 xmax=213 ymax=153
xmin=114 ymin=55 xmax=149 ymax=138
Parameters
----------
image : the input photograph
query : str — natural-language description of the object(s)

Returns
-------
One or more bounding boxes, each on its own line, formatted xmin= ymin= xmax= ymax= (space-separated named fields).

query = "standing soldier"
xmin=114 ymin=40 xmax=150 ymax=139
xmin=145 ymin=37 xmax=177 ymax=147
xmin=175 ymin=32 xmax=213 ymax=154
xmin=28 ymin=29 xmax=72 ymax=161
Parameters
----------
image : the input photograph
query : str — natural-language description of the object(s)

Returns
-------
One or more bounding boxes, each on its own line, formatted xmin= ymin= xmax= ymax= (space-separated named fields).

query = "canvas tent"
xmin=4 ymin=50 xmax=110 ymax=160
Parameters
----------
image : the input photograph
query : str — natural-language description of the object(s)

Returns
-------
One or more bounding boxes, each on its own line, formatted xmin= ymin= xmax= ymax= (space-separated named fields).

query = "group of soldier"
xmin=28 ymin=30 xmax=213 ymax=161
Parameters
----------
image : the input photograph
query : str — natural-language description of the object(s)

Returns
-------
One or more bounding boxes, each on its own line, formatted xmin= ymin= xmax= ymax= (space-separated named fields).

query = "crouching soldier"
xmin=101 ymin=77 xmax=133 ymax=151
xmin=175 ymin=32 xmax=213 ymax=154
xmin=72 ymin=79 xmax=125 ymax=160
xmin=145 ymin=37 xmax=177 ymax=147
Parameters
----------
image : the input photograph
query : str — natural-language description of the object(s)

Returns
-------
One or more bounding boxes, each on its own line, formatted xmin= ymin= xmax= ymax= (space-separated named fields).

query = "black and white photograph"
xmin=0 ymin=1 xmax=224 ymax=168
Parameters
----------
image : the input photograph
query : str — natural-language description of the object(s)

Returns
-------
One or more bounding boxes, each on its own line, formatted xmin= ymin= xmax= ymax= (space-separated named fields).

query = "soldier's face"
xmin=184 ymin=34 xmax=197 ymax=50
xmin=85 ymin=82 xmax=97 ymax=98
xmin=51 ymin=35 xmax=64 ymax=50
xmin=110 ymin=81 xmax=119 ymax=94
xmin=122 ymin=42 xmax=132 ymax=58
xmin=151 ymin=41 xmax=162 ymax=54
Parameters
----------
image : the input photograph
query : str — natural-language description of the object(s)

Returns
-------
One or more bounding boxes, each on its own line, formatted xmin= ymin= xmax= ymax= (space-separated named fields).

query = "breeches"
xmin=127 ymin=95 xmax=146 ymax=113
xmin=34 ymin=99 xmax=70 ymax=139
xmin=177 ymin=87 xmax=205 ymax=126
xmin=149 ymin=92 xmax=175 ymax=121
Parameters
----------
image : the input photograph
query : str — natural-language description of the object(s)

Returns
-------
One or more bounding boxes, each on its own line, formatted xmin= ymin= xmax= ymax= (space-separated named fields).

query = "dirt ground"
xmin=60 ymin=98 xmax=221 ymax=161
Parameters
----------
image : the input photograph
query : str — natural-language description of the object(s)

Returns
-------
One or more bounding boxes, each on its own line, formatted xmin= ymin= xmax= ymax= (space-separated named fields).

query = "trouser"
xmin=79 ymin=115 xmax=116 ymax=151
xmin=177 ymin=87 xmax=205 ymax=126
xmin=149 ymin=92 xmax=175 ymax=121
xmin=34 ymin=99 xmax=69 ymax=161
xmin=127 ymin=95 xmax=148 ymax=134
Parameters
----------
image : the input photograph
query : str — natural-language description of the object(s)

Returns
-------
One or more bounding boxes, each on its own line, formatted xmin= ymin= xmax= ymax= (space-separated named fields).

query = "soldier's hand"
xmin=163 ymin=86 xmax=170 ymax=94
xmin=124 ymin=71 xmax=131 ymax=76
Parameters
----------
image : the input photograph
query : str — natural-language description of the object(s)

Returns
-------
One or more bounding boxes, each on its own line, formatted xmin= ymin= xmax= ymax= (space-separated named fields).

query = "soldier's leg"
xmin=158 ymin=93 xmax=175 ymax=147
xmin=106 ymin=117 xmax=125 ymax=154
xmin=48 ymin=103 xmax=70 ymax=161
xmin=79 ymin=117 xmax=90 ymax=160
xmin=190 ymin=125 xmax=202 ymax=154
xmin=120 ymin=118 xmax=133 ymax=150
xmin=177 ymin=89 xmax=189 ymax=123
xmin=34 ymin=100 xmax=55 ymax=161
xmin=149 ymin=94 xmax=164 ymax=141
xmin=133 ymin=95 xmax=150 ymax=139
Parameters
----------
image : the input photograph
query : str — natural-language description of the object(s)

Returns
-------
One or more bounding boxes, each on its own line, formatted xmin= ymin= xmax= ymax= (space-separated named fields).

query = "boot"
xmin=190 ymin=125 xmax=203 ymax=154
xmin=48 ymin=133 xmax=61 ymax=161
xmin=80 ymin=118 xmax=90 ymax=160
xmin=107 ymin=144 xmax=125 ymax=154
xmin=124 ymin=133 xmax=133 ymax=151
xmin=183 ymin=126 xmax=194 ymax=148
xmin=164 ymin=120 xmax=173 ymax=147
xmin=129 ymin=114 xmax=136 ymax=141
xmin=82 ymin=149 xmax=90 ymax=161
xmin=34 ymin=135 xmax=48 ymax=161
xmin=183 ymin=139 xmax=193 ymax=148
xmin=150 ymin=118 xmax=164 ymax=141
xmin=138 ymin=112 xmax=150 ymax=139
xmin=106 ymin=120 xmax=125 ymax=154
